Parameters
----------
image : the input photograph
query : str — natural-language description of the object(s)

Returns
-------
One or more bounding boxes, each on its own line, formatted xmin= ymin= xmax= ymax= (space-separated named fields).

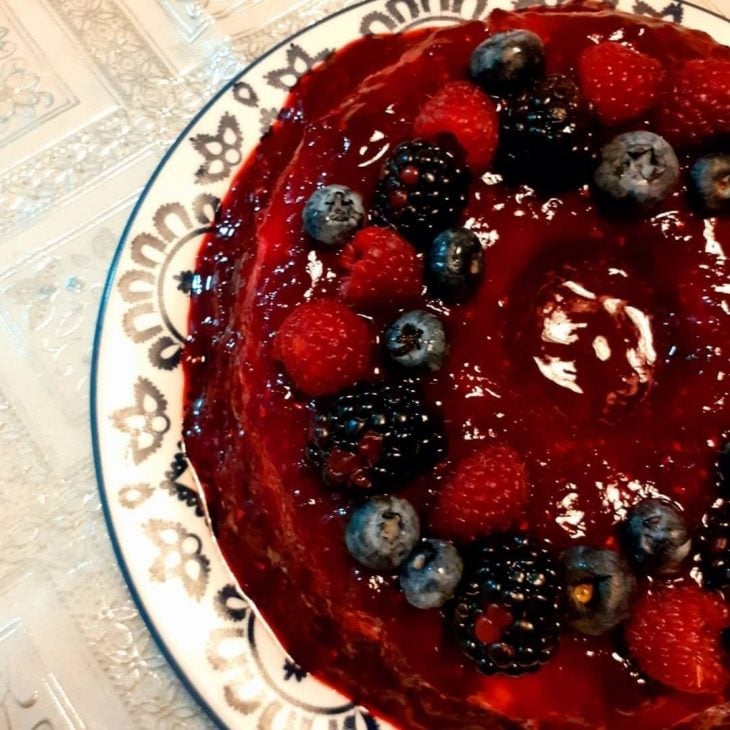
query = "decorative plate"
xmin=91 ymin=1 xmax=730 ymax=727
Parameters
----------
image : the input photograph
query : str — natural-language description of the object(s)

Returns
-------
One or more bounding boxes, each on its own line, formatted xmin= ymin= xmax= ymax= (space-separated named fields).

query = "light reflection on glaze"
xmin=530 ymin=273 xmax=657 ymax=417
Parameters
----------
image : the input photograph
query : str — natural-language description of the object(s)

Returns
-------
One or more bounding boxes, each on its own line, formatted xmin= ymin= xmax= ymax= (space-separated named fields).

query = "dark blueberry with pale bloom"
xmin=470 ymin=30 xmax=546 ymax=95
xmin=385 ymin=310 xmax=448 ymax=372
xmin=400 ymin=539 xmax=463 ymax=608
xmin=561 ymin=546 xmax=635 ymax=636
xmin=302 ymin=184 xmax=365 ymax=245
xmin=621 ymin=498 xmax=690 ymax=575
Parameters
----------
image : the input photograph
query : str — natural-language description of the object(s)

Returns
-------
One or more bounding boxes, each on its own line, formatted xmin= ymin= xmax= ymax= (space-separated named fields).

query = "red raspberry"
xmin=656 ymin=58 xmax=730 ymax=145
xmin=414 ymin=81 xmax=499 ymax=172
xmin=626 ymin=584 xmax=730 ymax=694
xmin=339 ymin=226 xmax=423 ymax=307
xmin=432 ymin=445 xmax=530 ymax=542
xmin=273 ymin=300 xmax=372 ymax=397
xmin=578 ymin=42 xmax=664 ymax=125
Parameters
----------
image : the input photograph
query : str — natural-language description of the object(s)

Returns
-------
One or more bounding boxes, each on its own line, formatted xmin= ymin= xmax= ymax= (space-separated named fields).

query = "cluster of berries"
xmin=269 ymin=25 xmax=730 ymax=688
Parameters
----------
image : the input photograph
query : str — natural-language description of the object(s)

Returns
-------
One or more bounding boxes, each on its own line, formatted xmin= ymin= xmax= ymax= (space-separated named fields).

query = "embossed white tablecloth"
xmin=0 ymin=0 xmax=727 ymax=727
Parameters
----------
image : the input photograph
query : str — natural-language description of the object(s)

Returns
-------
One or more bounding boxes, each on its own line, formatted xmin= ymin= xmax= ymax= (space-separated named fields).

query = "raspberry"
xmin=432 ymin=445 xmax=530 ymax=542
xmin=273 ymin=301 xmax=372 ymax=397
xmin=307 ymin=379 xmax=446 ymax=492
xmin=656 ymin=58 xmax=730 ymax=145
xmin=339 ymin=226 xmax=423 ymax=307
xmin=578 ymin=42 xmax=664 ymax=125
xmin=626 ymin=584 xmax=730 ymax=694
xmin=414 ymin=81 xmax=500 ymax=172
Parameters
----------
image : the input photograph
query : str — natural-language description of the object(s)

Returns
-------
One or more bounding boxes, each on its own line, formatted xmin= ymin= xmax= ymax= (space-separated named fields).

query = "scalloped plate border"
xmin=90 ymin=1 xmax=730 ymax=728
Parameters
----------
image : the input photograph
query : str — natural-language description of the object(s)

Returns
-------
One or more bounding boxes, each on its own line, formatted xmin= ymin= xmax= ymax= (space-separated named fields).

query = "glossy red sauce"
xmin=183 ymin=3 xmax=730 ymax=728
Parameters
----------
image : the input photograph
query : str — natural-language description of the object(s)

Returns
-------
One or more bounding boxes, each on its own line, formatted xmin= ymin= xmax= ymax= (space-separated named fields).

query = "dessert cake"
xmin=183 ymin=2 xmax=730 ymax=727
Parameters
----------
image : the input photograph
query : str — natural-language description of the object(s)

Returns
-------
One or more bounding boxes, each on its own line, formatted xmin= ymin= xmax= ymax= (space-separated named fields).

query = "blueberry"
xmin=594 ymin=131 xmax=679 ymax=206
xmin=427 ymin=228 xmax=484 ymax=301
xmin=561 ymin=546 xmax=635 ymax=636
xmin=345 ymin=495 xmax=420 ymax=571
xmin=621 ymin=497 xmax=691 ymax=575
xmin=689 ymin=153 xmax=730 ymax=214
xmin=400 ymin=539 xmax=463 ymax=609
xmin=302 ymin=184 xmax=365 ymax=245
xmin=470 ymin=30 xmax=545 ymax=95
xmin=385 ymin=310 xmax=448 ymax=372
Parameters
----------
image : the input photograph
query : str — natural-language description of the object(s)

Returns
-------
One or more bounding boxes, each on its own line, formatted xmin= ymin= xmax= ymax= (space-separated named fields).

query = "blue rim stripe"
xmin=89 ymin=1 xmax=727 ymax=728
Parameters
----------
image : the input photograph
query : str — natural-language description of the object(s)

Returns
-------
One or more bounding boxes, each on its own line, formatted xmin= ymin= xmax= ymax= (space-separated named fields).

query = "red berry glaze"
xmin=339 ymin=226 xmax=423 ymax=307
xmin=414 ymin=80 xmax=499 ymax=172
xmin=432 ymin=445 xmax=530 ymax=541
xmin=656 ymin=58 xmax=730 ymax=144
xmin=626 ymin=585 xmax=730 ymax=695
xmin=578 ymin=41 xmax=664 ymax=125
xmin=272 ymin=300 xmax=372 ymax=396
xmin=183 ymin=5 xmax=730 ymax=729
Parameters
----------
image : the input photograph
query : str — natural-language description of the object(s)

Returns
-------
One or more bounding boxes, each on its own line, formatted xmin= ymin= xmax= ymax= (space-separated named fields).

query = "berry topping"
xmin=499 ymin=74 xmax=596 ymax=189
xmin=400 ymin=539 xmax=463 ymax=609
xmin=414 ymin=81 xmax=499 ymax=172
xmin=594 ymin=131 xmax=679 ymax=207
xmin=469 ymin=30 xmax=545 ymax=96
xmin=433 ymin=446 xmax=529 ymax=542
xmin=577 ymin=42 xmax=664 ymax=126
xmin=453 ymin=534 xmax=562 ymax=676
xmin=561 ymin=546 xmax=635 ymax=636
xmin=426 ymin=227 xmax=484 ymax=302
xmin=656 ymin=58 xmax=730 ymax=145
xmin=689 ymin=153 xmax=730 ymax=214
xmin=273 ymin=301 xmax=372 ymax=397
xmin=339 ymin=226 xmax=423 ymax=307
xmin=698 ymin=500 xmax=730 ymax=590
xmin=302 ymin=184 xmax=365 ymax=246
xmin=307 ymin=379 xmax=446 ymax=492
xmin=345 ymin=495 xmax=420 ymax=570
xmin=385 ymin=310 xmax=448 ymax=372
xmin=621 ymin=498 xmax=690 ymax=576
xmin=372 ymin=139 xmax=469 ymax=247
xmin=626 ymin=585 xmax=730 ymax=694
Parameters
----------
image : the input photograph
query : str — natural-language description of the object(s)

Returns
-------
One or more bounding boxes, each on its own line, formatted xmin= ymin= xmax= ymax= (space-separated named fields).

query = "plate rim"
xmin=89 ymin=1 xmax=730 ymax=728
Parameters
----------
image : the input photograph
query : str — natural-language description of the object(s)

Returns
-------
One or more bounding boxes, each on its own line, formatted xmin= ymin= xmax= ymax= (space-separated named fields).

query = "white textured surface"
xmin=0 ymin=1 xmax=726 ymax=728
xmin=0 ymin=1 xmax=349 ymax=726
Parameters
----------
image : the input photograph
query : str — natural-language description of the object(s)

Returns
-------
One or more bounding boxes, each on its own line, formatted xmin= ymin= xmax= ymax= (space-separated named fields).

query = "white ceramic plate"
xmin=91 ymin=1 xmax=730 ymax=727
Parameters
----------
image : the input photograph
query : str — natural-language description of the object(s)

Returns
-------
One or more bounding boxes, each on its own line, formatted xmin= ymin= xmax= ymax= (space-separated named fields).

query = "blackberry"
xmin=453 ymin=533 xmax=562 ymax=676
xmin=372 ymin=140 xmax=469 ymax=247
xmin=499 ymin=74 xmax=597 ymax=190
xmin=307 ymin=379 xmax=446 ymax=492
xmin=698 ymin=500 xmax=730 ymax=590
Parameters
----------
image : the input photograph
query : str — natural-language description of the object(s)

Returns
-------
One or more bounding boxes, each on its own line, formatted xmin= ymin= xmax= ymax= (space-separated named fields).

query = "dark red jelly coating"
xmin=183 ymin=3 xmax=730 ymax=728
